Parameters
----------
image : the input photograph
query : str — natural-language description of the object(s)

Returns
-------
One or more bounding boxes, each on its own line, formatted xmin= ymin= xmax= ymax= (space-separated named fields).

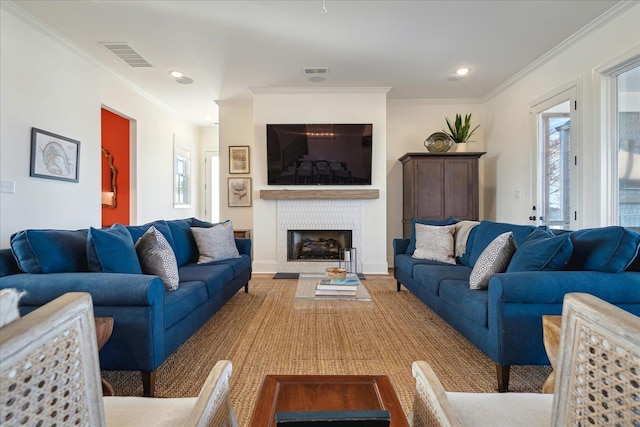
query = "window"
xmin=530 ymin=86 xmax=578 ymax=230
xmin=616 ymin=63 xmax=640 ymax=232
xmin=174 ymin=142 xmax=191 ymax=207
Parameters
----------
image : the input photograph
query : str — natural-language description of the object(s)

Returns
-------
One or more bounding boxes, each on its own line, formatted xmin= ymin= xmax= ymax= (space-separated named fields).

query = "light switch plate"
xmin=0 ymin=180 xmax=16 ymax=194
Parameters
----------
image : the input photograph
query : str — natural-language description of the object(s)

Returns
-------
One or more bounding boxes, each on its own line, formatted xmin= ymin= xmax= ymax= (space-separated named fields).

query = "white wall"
xmin=483 ymin=3 xmax=640 ymax=227
xmin=246 ymin=88 xmax=389 ymax=274
xmin=217 ymin=101 xmax=254 ymax=230
xmin=386 ymin=101 xmax=485 ymax=265
xmin=0 ymin=5 xmax=199 ymax=246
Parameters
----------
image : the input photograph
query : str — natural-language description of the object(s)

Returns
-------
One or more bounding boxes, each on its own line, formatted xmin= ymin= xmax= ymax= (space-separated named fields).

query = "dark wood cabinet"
xmin=399 ymin=152 xmax=485 ymax=237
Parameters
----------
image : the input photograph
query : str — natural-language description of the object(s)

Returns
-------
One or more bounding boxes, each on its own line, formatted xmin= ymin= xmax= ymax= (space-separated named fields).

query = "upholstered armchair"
xmin=409 ymin=292 xmax=640 ymax=426
xmin=0 ymin=291 xmax=238 ymax=427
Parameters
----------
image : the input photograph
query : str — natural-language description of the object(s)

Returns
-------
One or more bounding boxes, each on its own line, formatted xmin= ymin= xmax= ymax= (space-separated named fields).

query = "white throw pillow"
xmin=469 ymin=232 xmax=517 ymax=290
xmin=191 ymin=220 xmax=240 ymax=264
xmin=412 ymin=223 xmax=456 ymax=265
xmin=135 ymin=226 xmax=180 ymax=291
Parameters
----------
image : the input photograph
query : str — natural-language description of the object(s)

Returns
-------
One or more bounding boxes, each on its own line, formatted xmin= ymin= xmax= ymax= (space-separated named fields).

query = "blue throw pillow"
xmin=127 ymin=220 xmax=176 ymax=252
xmin=10 ymin=229 xmax=89 ymax=273
xmin=507 ymin=228 xmax=573 ymax=272
xmin=166 ymin=218 xmax=198 ymax=266
xmin=566 ymin=226 xmax=640 ymax=273
xmin=406 ymin=217 xmax=459 ymax=255
xmin=468 ymin=221 xmax=536 ymax=267
xmin=87 ymin=224 xmax=142 ymax=274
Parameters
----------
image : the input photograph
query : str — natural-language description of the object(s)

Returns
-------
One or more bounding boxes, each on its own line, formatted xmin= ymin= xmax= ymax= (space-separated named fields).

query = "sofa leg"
xmin=396 ymin=281 xmax=402 ymax=292
xmin=142 ymin=370 xmax=156 ymax=397
xmin=496 ymin=364 xmax=510 ymax=392
xmin=244 ymin=283 xmax=249 ymax=293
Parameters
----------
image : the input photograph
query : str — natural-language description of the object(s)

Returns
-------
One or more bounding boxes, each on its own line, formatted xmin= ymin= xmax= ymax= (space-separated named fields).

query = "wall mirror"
xmin=101 ymin=148 xmax=117 ymax=208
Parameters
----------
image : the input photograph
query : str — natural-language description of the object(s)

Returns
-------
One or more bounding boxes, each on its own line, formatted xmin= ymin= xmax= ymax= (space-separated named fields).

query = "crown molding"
xmin=482 ymin=0 xmax=639 ymax=103
xmin=386 ymin=98 xmax=482 ymax=105
xmin=249 ymin=87 xmax=391 ymax=96
xmin=2 ymin=1 xmax=179 ymax=118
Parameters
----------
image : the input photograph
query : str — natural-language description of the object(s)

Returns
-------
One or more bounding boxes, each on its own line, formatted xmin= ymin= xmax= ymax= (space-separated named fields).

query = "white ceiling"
xmin=10 ymin=0 xmax=623 ymax=126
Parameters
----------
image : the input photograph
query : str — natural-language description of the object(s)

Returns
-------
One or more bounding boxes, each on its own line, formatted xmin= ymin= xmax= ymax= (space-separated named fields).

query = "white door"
xmin=530 ymin=86 xmax=579 ymax=230
xmin=204 ymin=151 xmax=220 ymax=223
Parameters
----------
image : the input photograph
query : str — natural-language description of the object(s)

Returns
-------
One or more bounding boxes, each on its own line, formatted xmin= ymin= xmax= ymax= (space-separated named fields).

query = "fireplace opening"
xmin=287 ymin=229 xmax=352 ymax=261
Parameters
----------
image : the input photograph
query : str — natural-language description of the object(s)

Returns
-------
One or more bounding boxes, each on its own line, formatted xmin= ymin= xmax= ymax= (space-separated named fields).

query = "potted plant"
xmin=444 ymin=113 xmax=480 ymax=143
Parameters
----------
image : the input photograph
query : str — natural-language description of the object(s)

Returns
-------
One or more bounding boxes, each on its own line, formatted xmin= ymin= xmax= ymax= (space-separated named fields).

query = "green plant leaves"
xmin=444 ymin=113 xmax=480 ymax=143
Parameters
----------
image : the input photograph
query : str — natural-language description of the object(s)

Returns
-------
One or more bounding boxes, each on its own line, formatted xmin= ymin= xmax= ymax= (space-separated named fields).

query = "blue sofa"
xmin=0 ymin=218 xmax=252 ymax=396
xmin=394 ymin=220 xmax=640 ymax=391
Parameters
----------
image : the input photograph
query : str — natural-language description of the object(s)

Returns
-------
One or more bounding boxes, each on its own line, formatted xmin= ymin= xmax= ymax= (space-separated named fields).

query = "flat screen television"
xmin=266 ymin=124 xmax=372 ymax=185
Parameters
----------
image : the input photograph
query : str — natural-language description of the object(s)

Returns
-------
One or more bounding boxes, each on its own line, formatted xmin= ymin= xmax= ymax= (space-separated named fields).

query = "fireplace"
xmin=287 ymin=229 xmax=352 ymax=261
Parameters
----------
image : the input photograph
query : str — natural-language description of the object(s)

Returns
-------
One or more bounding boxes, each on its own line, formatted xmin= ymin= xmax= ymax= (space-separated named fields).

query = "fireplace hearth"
xmin=287 ymin=229 xmax=352 ymax=261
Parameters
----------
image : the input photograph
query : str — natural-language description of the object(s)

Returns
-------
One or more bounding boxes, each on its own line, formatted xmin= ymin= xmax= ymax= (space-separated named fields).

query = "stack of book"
xmin=314 ymin=277 xmax=359 ymax=297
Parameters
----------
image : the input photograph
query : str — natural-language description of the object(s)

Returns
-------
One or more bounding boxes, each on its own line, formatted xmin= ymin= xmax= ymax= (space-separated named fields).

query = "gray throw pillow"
xmin=191 ymin=220 xmax=240 ymax=264
xmin=135 ymin=226 xmax=180 ymax=291
xmin=469 ymin=232 xmax=517 ymax=290
xmin=412 ymin=223 xmax=456 ymax=264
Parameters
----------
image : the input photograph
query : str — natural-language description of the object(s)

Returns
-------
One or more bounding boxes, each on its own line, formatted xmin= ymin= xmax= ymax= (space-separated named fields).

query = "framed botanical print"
xmin=229 ymin=146 xmax=250 ymax=174
xmin=228 ymin=177 xmax=252 ymax=207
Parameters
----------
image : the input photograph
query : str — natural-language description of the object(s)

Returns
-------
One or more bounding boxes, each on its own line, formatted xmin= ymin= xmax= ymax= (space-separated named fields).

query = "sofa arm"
xmin=488 ymin=271 xmax=640 ymax=305
xmin=393 ymin=238 xmax=409 ymax=256
xmin=235 ymin=238 xmax=251 ymax=256
xmin=0 ymin=272 xmax=165 ymax=307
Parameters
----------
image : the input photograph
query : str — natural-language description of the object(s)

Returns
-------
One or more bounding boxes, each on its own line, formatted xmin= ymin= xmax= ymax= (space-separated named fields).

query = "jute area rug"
xmin=103 ymin=274 xmax=550 ymax=426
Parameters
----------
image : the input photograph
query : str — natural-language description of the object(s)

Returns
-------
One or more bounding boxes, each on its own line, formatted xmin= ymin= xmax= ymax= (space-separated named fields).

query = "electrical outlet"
xmin=514 ymin=190 xmax=520 ymax=199
xmin=0 ymin=180 xmax=16 ymax=194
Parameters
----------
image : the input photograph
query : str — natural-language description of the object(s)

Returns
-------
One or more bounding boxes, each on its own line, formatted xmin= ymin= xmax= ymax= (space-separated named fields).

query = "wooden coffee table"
xmin=249 ymin=374 xmax=409 ymax=426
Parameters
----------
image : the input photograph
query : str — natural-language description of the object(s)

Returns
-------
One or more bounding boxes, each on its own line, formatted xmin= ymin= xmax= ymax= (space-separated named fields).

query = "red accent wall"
xmin=101 ymin=108 xmax=130 ymax=227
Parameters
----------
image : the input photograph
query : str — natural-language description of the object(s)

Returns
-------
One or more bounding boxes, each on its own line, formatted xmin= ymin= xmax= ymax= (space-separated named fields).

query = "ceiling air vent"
xmin=302 ymin=67 xmax=329 ymax=75
xmin=100 ymin=42 xmax=152 ymax=68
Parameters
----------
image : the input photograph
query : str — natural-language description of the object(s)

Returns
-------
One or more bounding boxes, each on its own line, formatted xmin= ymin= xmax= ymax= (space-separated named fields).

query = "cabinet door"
xmin=444 ymin=158 xmax=478 ymax=220
xmin=415 ymin=158 xmax=445 ymax=219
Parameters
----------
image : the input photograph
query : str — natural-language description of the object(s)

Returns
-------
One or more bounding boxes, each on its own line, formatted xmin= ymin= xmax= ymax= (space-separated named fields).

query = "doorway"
xmin=204 ymin=151 xmax=220 ymax=223
xmin=530 ymin=86 xmax=579 ymax=230
xmin=101 ymin=108 xmax=131 ymax=227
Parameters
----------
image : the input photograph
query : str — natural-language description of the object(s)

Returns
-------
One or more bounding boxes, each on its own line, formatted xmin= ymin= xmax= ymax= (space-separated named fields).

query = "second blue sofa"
xmin=394 ymin=220 xmax=640 ymax=391
xmin=0 ymin=218 xmax=252 ymax=396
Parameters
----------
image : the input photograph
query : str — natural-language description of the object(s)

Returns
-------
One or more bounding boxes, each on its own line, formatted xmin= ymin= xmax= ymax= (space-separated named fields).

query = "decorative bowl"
xmin=424 ymin=132 xmax=454 ymax=153
xmin=325 ymin=267 xmax=347 ymax=279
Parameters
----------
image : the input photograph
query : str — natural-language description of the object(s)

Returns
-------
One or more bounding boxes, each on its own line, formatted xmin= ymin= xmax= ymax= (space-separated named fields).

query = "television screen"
xmin=266 ymin=124 xmax=372 ymax=185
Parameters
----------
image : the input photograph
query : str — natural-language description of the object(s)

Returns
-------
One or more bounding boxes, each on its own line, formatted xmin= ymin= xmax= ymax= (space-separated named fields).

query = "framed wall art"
xmin=30 ymin=128 xmax=80 ymax=182
xmin=228 ymin=177 xmax=252 ymax=207
xmin=229 ymin=145 xmax=250 ymax=174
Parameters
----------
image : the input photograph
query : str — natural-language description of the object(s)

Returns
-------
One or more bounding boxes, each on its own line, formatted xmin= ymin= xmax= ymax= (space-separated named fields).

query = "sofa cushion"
xmin=413 ymin=263 xmax=473 ymax=296
xmin=11 ymin=229 xmax=89 ymax=274
xmin=166 ymin=218 xmax=199 ymax=266
xmin=412 ymin=223 xmax=456 ymax=264
xmin=178 ymin=263 xmax=235 ymax=298
xmin=468 ymin=221 xmax=535 ymax=267
xmin=566 ymin=226 xmax=640 ymax=273
xmin=163 ymin=281 xmax=209 ymax=329
xmin=507 ymin=228 xmax=573 ymax=272
xmin=395 ymin=254 xmax=450 ymax=280
xmin=191 ymin=220 xmax=240 ymax=263
xmin=406 ymin=217 xmax=459 ymax=255
xmin=135 ymin=226 xmax=180 ymax=291
xmin=470 ymin=232 xmax=517 ymax=290
xmin=87 ymin=224 xmax=142 ymax=274
xmin=439 ymin=280 xmax=488 ymax=327
xmin=127 ymin=220 xmax=176 ymax=253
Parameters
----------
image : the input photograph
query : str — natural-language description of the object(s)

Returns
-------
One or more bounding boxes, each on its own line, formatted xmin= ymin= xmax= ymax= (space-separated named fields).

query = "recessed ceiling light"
xmin=456 ymin=68 xmax=470 ymax=76
xmin=170 ymin=71 xmax=184 ymax=78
